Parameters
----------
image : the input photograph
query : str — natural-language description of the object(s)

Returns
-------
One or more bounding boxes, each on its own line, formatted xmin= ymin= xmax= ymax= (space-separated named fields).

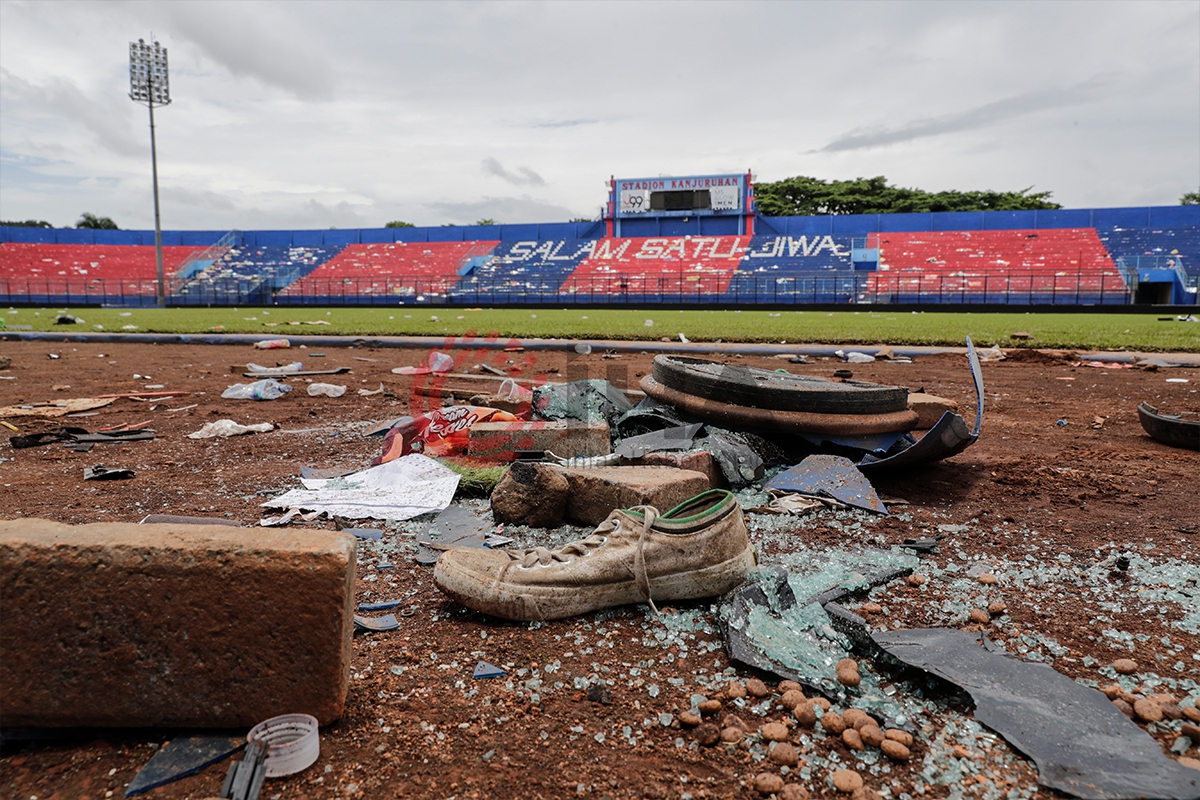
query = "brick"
xmin=554 ymin=466 xmax=711 ymax=525
xmin=468 ymin=420 xmax=610 ymax=462
xmin=907 ymin=393 xmax=959 ymax=429
xmin=0 ymin=519 xmax=355 ymax=728
xmin=627 ymin=450 xmax=724 ymax=489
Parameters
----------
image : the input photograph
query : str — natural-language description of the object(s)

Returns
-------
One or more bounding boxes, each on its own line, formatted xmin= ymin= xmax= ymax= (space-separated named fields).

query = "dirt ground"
xmin=1 ymin=335 xmax=1198 ymax=800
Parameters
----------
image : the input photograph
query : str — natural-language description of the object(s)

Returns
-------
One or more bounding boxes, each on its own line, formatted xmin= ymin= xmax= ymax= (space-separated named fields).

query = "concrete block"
xmin=626 ymin=450 xmax=724 ymax=489
xmin=490 ymin=462 xmax=570 ymax=527
xmin=0 ymin=519 xmax=355 ymax=728
xmin=907 ymin=393 xmax=960 ymax=429
xmin=468 ymin=420 xmax=610 ymax=462
xmin=554 ymin=466 xmax=711 ymax=526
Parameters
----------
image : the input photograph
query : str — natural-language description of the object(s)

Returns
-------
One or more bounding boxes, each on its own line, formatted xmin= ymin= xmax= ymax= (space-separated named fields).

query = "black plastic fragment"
xmin=220 ymin=739 xmax=267 ymax=800
xmin=125 ymin=735 xmax=244 ymax=797
xmin=873 ymin=628 xmax=1200 ymax=800
xmin=614 ymin=423 xmax=703 ymax=458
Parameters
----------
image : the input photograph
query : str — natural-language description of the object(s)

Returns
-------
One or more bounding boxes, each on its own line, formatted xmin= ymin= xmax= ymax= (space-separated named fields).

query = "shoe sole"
xmin=434 ymin=545 xmax=758 ymax=621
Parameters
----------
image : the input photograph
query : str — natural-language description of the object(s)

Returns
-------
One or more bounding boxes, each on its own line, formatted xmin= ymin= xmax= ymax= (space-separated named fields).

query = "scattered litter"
xmin=0 ymin=397 xmax=114 ymax=418
xmin=766 ymin=455 xmax=887 ymax=515
xmin=264 ymin=453 xmax=460 ymax=520
xmin=187 ymin=420 xmax=274 ymax=439
xmin=373 ymin=406 xmax=520 ymax=462
xmin=345 ymin=527 xmax=384 ymax=540
xmin=574 ymin=342 xmax=592 ymax=354
xmin=614 ymin=423 xmax=703 ymax=459
xmin=307 ymin=383 xmax=346 ymax=398
xmin=473 ymin=661 xmax=507 ymax=679
xmin=253 ymin=338 xmax=290 ymax=350
xmin=83 ymin=465 xmax=134 ymax=481
xmin=357 ymin=383 xmax=386 ymax=396
xmin=1056 ymin=419 xmax=1069 ymax=426
xmin=678 ymin=333 xmax=689 ymax=344
xmin=977 ymin=344 xmax=1006 ymax=362
xmin=244 ymin=361 xmax=303 ymax=375
xmin=1165 ymin=378 xmax=1190 ymax=383
xmin=258 ymin=508 xmax=322 ymax=527
xmin=353 ymin=614 xmax=400 ymax=633
xmin=873 ymin=628 xmax=1200 ymax=800
xmin=479 ymin=364 xmax=508 ymax=377
xmin=358 ymin=599 xmax=401 ymax=611
xmin=533 ymin=379 xmax=631 ymax=426
xmin=219 ymin=740 xmax=265 ymax=800
xmin=11 ymin=426 xmax=154 ymax=448
xmin=543 ymin=450 xmax=622 ymax=468
xmin=392 ymin=351 xmax=454 ymax=375
xmin=125 ymin=735 xmax=244 ymax=797
xmin=836 ymin=349 xmax=875 ymax=363
xmin=246 ymin=714 xmax=320 ymax=777
xmin=416 ymin=505 xmax=493 ymax=565
xmin=221 ymin=379 xmax=292 ymax=401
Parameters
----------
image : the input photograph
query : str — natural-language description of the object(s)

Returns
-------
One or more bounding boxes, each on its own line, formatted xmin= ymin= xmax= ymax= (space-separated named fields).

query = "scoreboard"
xmin=611 ymin=173 xmax=751 ymax=218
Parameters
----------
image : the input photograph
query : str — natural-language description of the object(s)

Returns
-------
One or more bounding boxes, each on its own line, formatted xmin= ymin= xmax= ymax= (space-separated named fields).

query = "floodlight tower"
xmin=129 ymin=38 xmax=170 ymax=306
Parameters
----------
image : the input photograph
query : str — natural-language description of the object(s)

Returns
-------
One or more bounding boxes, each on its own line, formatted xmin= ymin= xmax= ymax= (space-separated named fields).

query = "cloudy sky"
xmin=1 ymin=0 xmax=1197 ymax=231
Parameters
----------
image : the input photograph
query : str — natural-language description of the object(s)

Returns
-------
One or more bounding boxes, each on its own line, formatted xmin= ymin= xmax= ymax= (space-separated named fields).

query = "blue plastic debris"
xmin=473 ymin=661 xmax=507 ymax=679
xmin=357 ymin=599 xmax=402 ymax=611
xmin=345 ymin=528 xmax=384 ymax=540
xmin=1056 ymin=419 xmax=1069 ymax=427
xmin=766 ymin=454 xmax=887 ymax=515
xmin=125 ymin=735 xmax=243 ymax=797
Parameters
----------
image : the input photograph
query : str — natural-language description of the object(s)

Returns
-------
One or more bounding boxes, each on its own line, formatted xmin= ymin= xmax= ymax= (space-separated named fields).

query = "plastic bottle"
xmin=254 ymin=338 xmax=291 ymax=350
xmin=221 ymin=378 xmax=293 ymax=400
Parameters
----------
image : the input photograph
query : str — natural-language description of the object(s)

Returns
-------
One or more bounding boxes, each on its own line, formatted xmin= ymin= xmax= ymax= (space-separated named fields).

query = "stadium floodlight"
xmin=129 ymin=38 xmax=171 ymax=306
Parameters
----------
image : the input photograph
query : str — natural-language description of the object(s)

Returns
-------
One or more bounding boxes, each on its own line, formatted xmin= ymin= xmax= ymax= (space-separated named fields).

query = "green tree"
xmin=75 ymin=212 xmax=118 ymax=229
xmin=385 ymin=220 xmax=415 ymax=228
xmin=1 ymin=219 xmax=53 ymax=228
xmin=1181 ymin=190 xmax=1200 ymax=205
xmin=754 ymin=176 xmax=1060 ymax=216
xmin=475 ymin=218 xmax=498 ymax=226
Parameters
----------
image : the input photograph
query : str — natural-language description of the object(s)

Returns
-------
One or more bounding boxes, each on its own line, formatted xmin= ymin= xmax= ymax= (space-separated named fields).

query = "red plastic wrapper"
xmin=373 ymin=406 xmax=521 ymax=464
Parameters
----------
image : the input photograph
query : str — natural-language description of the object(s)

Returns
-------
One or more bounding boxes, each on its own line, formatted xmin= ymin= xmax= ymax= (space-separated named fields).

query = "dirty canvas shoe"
xmin=433 ymin=489 xmax=756 ymax=621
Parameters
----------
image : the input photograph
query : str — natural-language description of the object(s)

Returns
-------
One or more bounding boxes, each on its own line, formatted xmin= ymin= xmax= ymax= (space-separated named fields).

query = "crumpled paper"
xmin=262 ymin=453 xmax=459 ymax=520
xmin=187 ymin=420 xmax=275 ymax=439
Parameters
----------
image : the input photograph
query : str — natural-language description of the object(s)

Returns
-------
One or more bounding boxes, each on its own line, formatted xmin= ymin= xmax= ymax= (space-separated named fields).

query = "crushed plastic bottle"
xmin=307 ymin=383 xmax=347 ymax=398
xmin=221 ymin=378 xmax=293 ymax=400
xmin=254 ymin=338 xmax=291 ymax=350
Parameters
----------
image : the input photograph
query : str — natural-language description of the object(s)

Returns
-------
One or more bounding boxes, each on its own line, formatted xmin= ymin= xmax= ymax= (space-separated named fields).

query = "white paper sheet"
xmin=262 ymin=453 xmax=460 ymax=520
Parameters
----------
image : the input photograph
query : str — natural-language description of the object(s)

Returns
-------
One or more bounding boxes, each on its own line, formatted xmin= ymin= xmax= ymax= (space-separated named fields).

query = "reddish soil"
xmin=1 ymin=337 xmax=1198 ymax=800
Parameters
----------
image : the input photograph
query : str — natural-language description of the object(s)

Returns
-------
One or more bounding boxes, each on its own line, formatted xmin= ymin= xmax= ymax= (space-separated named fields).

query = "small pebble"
xmin=906 ymin=573 xmax=927 ymax=586
xmin=884 ymin=729 xmax=912 ymax=746
xmin=861 ymin=602 xmax=883 ymax=614
xmin=851 ymin=789 xmax=883 ymax=800
xmin=779 ymin=785 xmax=810 ymax=800
xmin=1112 ymin=698 xmax=1135 ymax=718
xmin=1182 ymin=723 xmax=1200 ymax=743
xmin=1100 ymin=684 xmax=1122 ymax=700
xmin=1133 ymin=699 xmax=1163 ymax=723
xmin=836 ymin=658 xmax=858 ymax=673
xmin=1162 ymin=703 xmax=1183 ymax=721
xmin=977 ymin=572 xmax=997 ymax=585
xmin=1183 ymin=705 xmax=1200 ymax=723
xmin=811 ymin=697 xmax=832 ymax=712
xmin=842 ymin=709 xmax=871 ymax=729
xmin=820 ymin=711 xmax=846 ymax=736
xmin=780 ymin=689 xmax=806 ymax=710
xmin=720 ymin=726 xmax=744 ymax=744
xmin=837 ymin=668 xmax=861 ymax=688
xmin=761 ymin=722 xmax=790 ymax=742
xmin=860 ymin=724 xmax=885 ymax=747
xmin=679 ymin=710 xmax=702 ymax=728
xmin=778 ymin=680 xmax=803 ymax=694
xmin=969 ymin=608 xmax=991 ymax=625
xmin=769 ymin=742 xmax=801 ymax=767
xmin=842 ymin=728 xmax=865 ymax=751
xmin=793 ymin=702 xmax=817 ymax=727
xmin=880 ymin=739 xmax=911 ymax=762
xmin=754 ymin=773 xmax=785 ymax=795
xmin=723 ymin=714 xmax=749 ymax=731
xmin=692 ymin=723 xmax=720 ymax=746
xmin=746 ymin=678 xmax=770 ymax=698
xmin=1180 ymin=756 xmax=1200 ymax=771
xmin=831 ymin=769 xmax=864 ymax=792
xmin=987 ymin=601 xmax=1007 ymax=616
xmin=1150 ymin=692 xmax=1177 ymax=706
xmin=725 ymin=681 xmax=747 ymax=700
xmin=1113 ymin=658 xmax=1138 ymax=675
xmin=698 ymin=699 xmax=723 ymax=716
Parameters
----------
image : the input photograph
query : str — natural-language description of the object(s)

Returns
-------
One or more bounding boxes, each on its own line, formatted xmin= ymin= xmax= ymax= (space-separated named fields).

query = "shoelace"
xmin=506 ymin=506 xmax=661 ymax=613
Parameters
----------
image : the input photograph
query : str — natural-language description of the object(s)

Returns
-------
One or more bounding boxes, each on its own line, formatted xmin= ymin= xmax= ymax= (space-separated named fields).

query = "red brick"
xmin=0 ymin=519 xmax=355 ymax=728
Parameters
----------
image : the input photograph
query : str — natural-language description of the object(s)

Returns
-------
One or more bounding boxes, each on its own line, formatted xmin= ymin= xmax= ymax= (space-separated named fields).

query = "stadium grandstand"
xmin=2 ymin=173 xmax=1197 ymax=308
